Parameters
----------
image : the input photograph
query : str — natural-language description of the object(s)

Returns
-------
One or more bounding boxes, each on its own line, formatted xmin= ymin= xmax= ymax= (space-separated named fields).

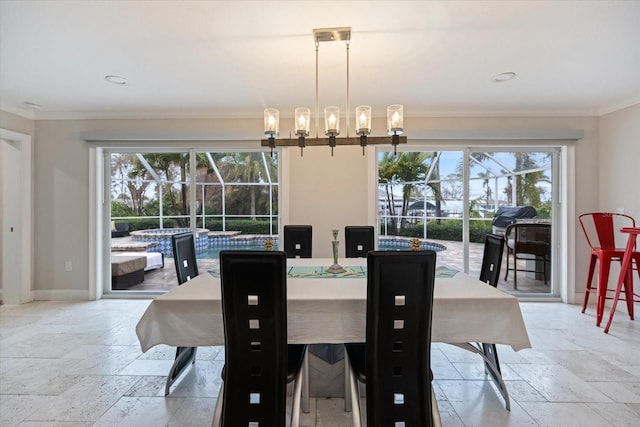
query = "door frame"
xmin=0 ymin=128 xmax=33 ymax=304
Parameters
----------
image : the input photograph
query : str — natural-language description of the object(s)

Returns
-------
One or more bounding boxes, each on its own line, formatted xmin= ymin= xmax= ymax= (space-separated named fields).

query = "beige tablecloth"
xmin=136 ymin=258 xmax=531 ymax=352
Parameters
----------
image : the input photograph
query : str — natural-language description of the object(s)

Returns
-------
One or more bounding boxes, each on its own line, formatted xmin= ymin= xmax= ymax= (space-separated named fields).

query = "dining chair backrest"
xmin=579 ymin=212 xmax=636 ymax=251
xmin=284 ymin=225 xmax=312 ymax=258
xmin=480 ymin=233 xmax=505 ymax=287
xmin=344 ymin=226 xmax=375 ymax=258
xmin=365 ymin=250 xmax=437 ymax=426
xmin=219 ymin=250 xmax=289 ymax=426
xmin=171 ymin=232 xmax=199 ymax=285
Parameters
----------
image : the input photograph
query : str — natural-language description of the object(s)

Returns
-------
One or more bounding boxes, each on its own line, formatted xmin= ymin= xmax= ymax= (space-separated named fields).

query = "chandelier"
xmin=261 ymin=27 xmax=407 ymax=157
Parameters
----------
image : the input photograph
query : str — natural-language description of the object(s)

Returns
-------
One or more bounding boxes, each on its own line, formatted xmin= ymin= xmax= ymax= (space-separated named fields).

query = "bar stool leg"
xmin=596 ymin=259 xmax=613 ymax=326
xmin=604 ymin=232 xmax=638 ymax=333
xmin=582 ymin=254 xmax=597 ymax=313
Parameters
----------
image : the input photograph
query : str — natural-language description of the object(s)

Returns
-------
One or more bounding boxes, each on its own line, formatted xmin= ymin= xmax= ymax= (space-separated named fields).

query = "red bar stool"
xmin=604 ymin=227 xmax=640 ymax=333
xmin=578 ymin=213 xmax=640 ymax=326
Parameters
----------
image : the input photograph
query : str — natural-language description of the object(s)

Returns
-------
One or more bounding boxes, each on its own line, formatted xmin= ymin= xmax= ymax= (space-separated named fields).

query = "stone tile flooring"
xmin=1 ymin=299 xmax=638 ymax=426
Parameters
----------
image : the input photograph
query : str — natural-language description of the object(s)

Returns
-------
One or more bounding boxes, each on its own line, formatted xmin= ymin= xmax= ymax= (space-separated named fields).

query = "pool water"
xmin=198 ymin=242 xmax=446 ymax=259
xmin=199 ymin=245 xmax=267 ymax=259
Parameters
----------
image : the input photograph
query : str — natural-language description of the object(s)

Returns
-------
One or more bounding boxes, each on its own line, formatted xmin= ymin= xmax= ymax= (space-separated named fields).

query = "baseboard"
xmin=33 ymin=289 xmax=91 ymax=301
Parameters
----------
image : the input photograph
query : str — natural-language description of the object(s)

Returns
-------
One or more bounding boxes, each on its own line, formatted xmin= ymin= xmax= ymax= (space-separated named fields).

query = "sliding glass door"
xmin=377 ymin=147 xmax=558 ymax=297
xmin=106 ymin=149 xmax=279 ymax=293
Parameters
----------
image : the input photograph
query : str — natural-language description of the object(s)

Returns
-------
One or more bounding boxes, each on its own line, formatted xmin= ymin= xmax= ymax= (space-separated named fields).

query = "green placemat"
xmin=436 ymin=265 xmax=459 ymax=278
xmin=287 ymin=266 xmax=366 ymax=278
xmin=209 ymin=265 xmax=458 ymax=279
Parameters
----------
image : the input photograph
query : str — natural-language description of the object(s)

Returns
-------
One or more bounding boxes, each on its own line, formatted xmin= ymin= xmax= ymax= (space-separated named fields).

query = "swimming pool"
xmin=198 ymin=240 xmax=447 ymax=259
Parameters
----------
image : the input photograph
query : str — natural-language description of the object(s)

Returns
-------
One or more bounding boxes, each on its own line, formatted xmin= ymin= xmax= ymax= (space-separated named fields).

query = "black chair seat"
xmin=220 ymin=344 xmax=305 ymax=385
xmin=345 ymin=342 xmax=435 ymax=392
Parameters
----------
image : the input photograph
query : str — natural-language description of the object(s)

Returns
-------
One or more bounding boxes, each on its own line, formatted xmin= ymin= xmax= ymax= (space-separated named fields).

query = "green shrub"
xmin=205 ymin=219 xmax=277 ymax=235
xmin=382 ymin=219 xmax=493 ymax=243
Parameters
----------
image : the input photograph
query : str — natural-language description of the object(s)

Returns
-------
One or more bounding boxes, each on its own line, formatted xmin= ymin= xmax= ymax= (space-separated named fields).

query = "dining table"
xmin=136 ymin=257 xmax=531 ymax=410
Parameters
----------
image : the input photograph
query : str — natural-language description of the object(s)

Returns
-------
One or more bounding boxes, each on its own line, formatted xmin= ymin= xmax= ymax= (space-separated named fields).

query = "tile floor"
xmin=1 ymin=299 xmax=638 ymax=426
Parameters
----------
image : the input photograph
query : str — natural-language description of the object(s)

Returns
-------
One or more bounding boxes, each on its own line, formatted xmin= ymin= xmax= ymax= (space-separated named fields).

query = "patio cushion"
xmin=112 ymin=254 xmax=147 ymax=276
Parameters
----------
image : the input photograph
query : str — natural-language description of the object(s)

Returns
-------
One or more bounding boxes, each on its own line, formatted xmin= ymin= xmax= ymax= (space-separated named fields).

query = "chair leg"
xmin=345 ymin=351 xmax=362 ymax=427
xmin=431 ymin=385 xmax=443 ymax=427
xmin=504 ymin=250 xmax=510 ymax=280
xmin=302 ymin=350 xmax=310 ymax=413
xmin=212 ymin=382 xmax=224 ymax=427
xmin=290 ymin=362 xmax=304 ymax=427
xmin=344 ymin=353 xmax=352 ymax=412
xmin=596 ymin=258 xmax=613 ymax=326
xmin=582 ymin=255 xmax=597 ymax=313
xmin=165 ymin=346 xmax=197 ymax=396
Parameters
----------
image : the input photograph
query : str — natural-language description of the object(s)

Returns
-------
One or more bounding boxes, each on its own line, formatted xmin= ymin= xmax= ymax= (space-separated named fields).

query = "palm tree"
xmin=221 ymin=153 xmax=276 ymax=220
xmin=477 ymin=171 xmax=493 ymax=210
xmin=379 ymin=152 xmax=430 ymax=231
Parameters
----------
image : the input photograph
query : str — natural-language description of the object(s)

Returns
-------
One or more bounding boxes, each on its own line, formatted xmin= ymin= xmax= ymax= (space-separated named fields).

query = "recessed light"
xmin=105 ymin=75 xmax=128 ymax=85
xmin=492 ymin=72 xmax=516 ymax=83
xmin=23 ymin=102 xmax=42 ymax=110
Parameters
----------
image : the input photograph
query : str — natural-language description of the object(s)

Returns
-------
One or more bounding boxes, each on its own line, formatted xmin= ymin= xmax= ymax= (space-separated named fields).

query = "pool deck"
xmin=121 ymin=238 xmax=551 ymax=296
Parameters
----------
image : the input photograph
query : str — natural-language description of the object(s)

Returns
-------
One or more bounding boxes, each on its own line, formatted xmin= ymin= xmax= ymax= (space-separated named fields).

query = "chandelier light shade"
xmin=387 ymin=104 xmax=404 ymax=135
xmin=356 ymin=105 xmax=372 ymax=155
xmin=295 ymin=107 xmax=311 ymax=136
xmin=261 ymin=27 xmax=407 ymax=156
xmin=263 ymin=108 xmax=279 ymax=156
xmin=324 ymin=106 xmax=340 ymax=135
xmin=294 ymin=107 xmax=310 ymax=155
xmin=355 ymin=105 xmax=372 ymax=135
xmin=324 ymin=106 xmax=340 ymax=154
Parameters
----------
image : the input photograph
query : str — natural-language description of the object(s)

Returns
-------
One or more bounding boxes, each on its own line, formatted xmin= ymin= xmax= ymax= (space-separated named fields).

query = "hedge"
xmin=381 ymin=220 xmax=493 ymax=243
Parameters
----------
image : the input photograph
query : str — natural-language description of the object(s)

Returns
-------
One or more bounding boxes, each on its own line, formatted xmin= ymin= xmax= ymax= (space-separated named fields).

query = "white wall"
xmin=593 ymin=104 xmax=640 ymax=299
xmin=23 ymin=114 xmax=606 ymax=302
xmin=287 ymin=144 xmax=370 ymax=257
xmin=598 ymin=104 xmax=640 ymax=218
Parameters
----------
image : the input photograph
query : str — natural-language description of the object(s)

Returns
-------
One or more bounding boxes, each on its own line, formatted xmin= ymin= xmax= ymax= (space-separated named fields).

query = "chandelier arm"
xmin=315 ymin=40 xmax=319 ymax=139
xmin=346 ymin=39 xmax=350 ymax=138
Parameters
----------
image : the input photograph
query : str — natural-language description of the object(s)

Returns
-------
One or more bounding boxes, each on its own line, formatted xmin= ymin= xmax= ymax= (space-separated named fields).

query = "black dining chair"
xmin=448 ymin=233 xmax=512 ymax=411
xmin=284 ymin=225 xmax=312 ymax=258
xmin=212 ymin=251 xmax=307 ymax=427
xmin=344 ymin=251 xmax=441 ymax=427
xmin=479 ymin=234 xmax=505 ymax=384
xmin=345 ymin=226 xmax=375 ymax=258
xmin=165 ymin=232 xmax=199 ymax=395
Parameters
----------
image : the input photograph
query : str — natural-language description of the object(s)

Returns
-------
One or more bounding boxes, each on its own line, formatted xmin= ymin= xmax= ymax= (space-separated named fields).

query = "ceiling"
xmin=1 ymin=0 xmax=639 ymax=121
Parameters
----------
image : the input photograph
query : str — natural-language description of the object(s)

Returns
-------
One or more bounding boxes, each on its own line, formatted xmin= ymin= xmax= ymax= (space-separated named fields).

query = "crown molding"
xmin=0 ymin=104 xmax=36 ymax=120
xmin=598 ymin=97 xmax=640 ymax=116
